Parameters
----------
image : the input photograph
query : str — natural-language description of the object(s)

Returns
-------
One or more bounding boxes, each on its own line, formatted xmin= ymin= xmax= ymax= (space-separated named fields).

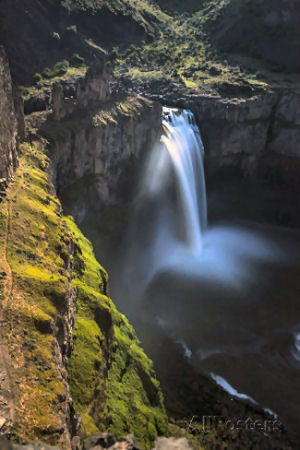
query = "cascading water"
xmin=116 ymin=107 xmax=300 ymax=439
xmin=123 ymin=106 xmax=280 ymax=291
xmin=161 ymin=108 xmax=207 ymax=253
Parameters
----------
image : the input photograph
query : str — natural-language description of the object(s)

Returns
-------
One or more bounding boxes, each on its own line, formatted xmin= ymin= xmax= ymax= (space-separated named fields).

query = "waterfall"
xmin=161 ymin=107 xmax=207 ymax=253
xmin=123 ymin=107 xmax=208 ymax=288
xmin=121 ymin=106 xmax=280 ymax=296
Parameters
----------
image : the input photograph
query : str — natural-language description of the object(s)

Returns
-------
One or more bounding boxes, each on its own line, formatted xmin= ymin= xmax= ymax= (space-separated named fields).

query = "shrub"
xmin=33 ymin=73 xmax=43 ymax=84
xmin=42 ymin=60 xmax=70 ymax=79
xmin=72 ymin=53 xmax=85 ymax=67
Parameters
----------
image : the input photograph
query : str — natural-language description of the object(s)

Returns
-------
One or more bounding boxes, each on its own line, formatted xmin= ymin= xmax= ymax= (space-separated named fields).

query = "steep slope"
xmin=0 ymin=47 xmax=24 ymax=180
xmin=201 ymin=0 xmax=300 ymax=72
xmin=0 ymin=0 xmax=166 ymax=85
xmin=0 ymin=139 xmax=168 ymax=449
xmin=66 ymin=218 xmax=167 ymax=444
xmin=0 ymin=45 xmax=168 ymax=449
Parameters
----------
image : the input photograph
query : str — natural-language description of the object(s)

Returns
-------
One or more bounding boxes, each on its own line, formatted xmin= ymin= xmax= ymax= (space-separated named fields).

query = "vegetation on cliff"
xmin=1 ymin=1 xmax=300 ymax=449
xmin=0 ymin=141 xmax=74 ymax=447
xmin=113 ymin=0 xmax=300 ymax=94
xmin=2 ymin=0 xmax=299 ymax=95
xmin=66 ymin=217 xmax=168 ymax=448
xmin=0 ymin=139 xmax=167 ymax=449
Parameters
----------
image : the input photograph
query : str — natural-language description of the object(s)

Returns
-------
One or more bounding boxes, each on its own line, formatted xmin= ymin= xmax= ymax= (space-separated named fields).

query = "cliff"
xmin=0 ymin=0 xmax=160 ymax=85
xmin=0 ymin=47 xmax=168 ymax=450
xmin=202 ymin=0 xmax=300 ymax=72
xmin=0 ymin=0 xmax=299 ymax=449
xmin=0 ymin=47 xmax=24 ymax=181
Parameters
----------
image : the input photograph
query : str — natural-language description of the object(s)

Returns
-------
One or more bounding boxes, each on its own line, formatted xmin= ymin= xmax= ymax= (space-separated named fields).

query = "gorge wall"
xmin=0 ymin=1 xmax=299 ymax=448
xmin=0 ymin=50 xmax=168 ymax=449
xmin=27 ymin=61 xmax=163 ymax=257
xmin=128 ymin=75 xmax=300 ymax=226
xmin=0 ymin=46 xmax=24 ymax=182
xmin=192 ymin=91 xmax=300 ymax=226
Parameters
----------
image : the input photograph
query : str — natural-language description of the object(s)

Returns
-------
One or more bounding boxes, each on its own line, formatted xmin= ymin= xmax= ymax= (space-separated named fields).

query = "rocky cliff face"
xmin=51 ymin=59 xmax=111 ymax=121
xmin=126 ymin=75 xmax=300 ymax=225
xmin=0 ymin=141 xmax=82 ymax=448
xmin=190 ymin=91 xmax=300 ymax=178
xmin=191 ymin=91 xmax=300 ymax=225
xmin=32 ymin=63 xmax=162 ymax=234
xmin=52 ymin=97 xmax=161 ymax=216
xmin=3 ymin=57 xmax=167 ymax=449
xmin=0 ymin=47 xmax=24 ymax=181
xmin=204 ymin=0 xmax=300 ymax=72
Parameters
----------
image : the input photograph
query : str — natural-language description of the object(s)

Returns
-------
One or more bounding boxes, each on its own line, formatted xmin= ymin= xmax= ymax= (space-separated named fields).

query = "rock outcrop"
xmin=0 ymin=46 xmax=24 ymax=181
xmin=33 ymin=62 xmax=162 ymax=228
xmin=51 ymin=96 xmax=161 ymax=212
xmin=51 ymin=59 xmax=111 ymax=121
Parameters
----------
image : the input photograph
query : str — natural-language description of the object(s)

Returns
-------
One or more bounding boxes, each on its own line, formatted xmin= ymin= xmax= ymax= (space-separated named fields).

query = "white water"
xmin=117 ymin=107 xmax=300 ymax=433
xmin=161 ymin=108 xmax=207 ymax=252
xmin=210 ymin=372 xmax=279 ymax=418
xmin=130 ymin=107 xmax=280 ymax=289
xmin=210 ymin=372 xmax=257 ymax=404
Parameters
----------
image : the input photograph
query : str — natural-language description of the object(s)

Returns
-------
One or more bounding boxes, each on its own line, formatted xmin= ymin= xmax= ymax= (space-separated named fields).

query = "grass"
xmin=17 ymin=0 xmax=300 ymax=103
xmin=93 ymin=95 xmax=153 ymax=126
xmin=19 ymin=62 xmax=87 ymax=100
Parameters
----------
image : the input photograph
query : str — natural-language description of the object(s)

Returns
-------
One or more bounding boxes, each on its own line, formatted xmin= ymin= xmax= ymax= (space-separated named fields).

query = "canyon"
xmin=0 ymin=1 xmax=299 ymax=449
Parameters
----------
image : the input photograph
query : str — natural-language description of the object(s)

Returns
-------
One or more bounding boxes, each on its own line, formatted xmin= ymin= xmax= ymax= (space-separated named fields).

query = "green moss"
xmin=33 ymin=73 xmax=43 ymax=84
xmin=0 ymin=139 xmax=168 ymax=448
xmin=0 ymin=142 xmax=73 ymax=447
xmin=109 ymin=0 xmax=300 ymax=94
xmin=92 ymin=95 xmax=152 ymax=126
xmin=106 ymin=309 xmax=169 ymax=448
xmin=65 ymin=217 xmax=168 ymax=449
xmin=72 ymin=53 xmax=85 ymax=67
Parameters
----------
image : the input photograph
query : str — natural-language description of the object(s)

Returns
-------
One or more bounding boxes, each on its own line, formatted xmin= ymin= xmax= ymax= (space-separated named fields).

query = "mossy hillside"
xmin=113 ymin=6 xmax=268 ymax=92
xmin=0 ymin=141 xmax=74 ymax=447
xmin=0 ymin=140 xmax=168 ymax=448
xmin=106 ymin=309 xmax=169 ymax=448
xmin=113 ymin=0 xmax=300 ymax=94
xmin=64 ymin=216 xmax=110 ymax=438
xmin=66 ymin=217 xmax=169 ymax=449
